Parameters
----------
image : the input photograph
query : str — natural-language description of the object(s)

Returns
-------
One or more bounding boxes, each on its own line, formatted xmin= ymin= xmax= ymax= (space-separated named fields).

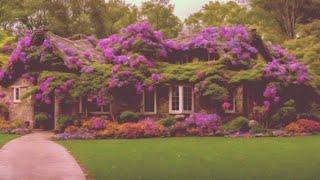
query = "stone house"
xmin=0 ymin=29 xmax=269 ymax=130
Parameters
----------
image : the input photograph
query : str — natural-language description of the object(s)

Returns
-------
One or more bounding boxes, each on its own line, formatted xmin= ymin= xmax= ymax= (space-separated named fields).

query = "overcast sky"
xmin=125 ymin=0 xmax=230 ymax=20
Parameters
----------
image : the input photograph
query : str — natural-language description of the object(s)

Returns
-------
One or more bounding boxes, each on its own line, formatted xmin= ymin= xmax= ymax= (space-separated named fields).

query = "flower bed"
xmin=285 ymin=119 xmax=320 ymax=134
xmin=0 ymin=120 xmax=32 ymax=135
xmin=54 ymin=115 xmax=320 ymax=140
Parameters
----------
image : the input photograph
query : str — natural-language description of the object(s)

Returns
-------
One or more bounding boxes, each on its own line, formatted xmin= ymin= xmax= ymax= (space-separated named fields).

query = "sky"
xmin=125 ymin=0 xmax=229 ymax=20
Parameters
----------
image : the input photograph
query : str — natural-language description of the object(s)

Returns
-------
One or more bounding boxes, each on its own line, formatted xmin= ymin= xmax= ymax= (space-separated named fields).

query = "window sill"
xmin=142 ymin=112 xmax=157 ymax=115
xmin=89 ymin=112 xmax=110 ymax=115
xmin=169 ymin=111 xmax=193 ymax=115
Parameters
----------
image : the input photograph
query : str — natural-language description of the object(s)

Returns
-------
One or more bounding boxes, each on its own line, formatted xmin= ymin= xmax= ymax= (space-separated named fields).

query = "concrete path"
xmin=0 ymin=132 xmax=85 ymax=180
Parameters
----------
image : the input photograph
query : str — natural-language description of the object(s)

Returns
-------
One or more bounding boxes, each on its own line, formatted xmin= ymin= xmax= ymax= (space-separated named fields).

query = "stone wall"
xmin=0 ymin=78 xmax=34 ymax=126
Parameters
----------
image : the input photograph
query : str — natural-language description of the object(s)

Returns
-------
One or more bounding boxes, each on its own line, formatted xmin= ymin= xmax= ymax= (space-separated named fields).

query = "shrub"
xmin=0 ymin=120 xmax=11 ymax=131
xmin=90 ymin=117 xmax=106 ymax=130
xmin=171 ymin=121 xmax=188 ymax=136
xmin=185 ymin=113 xmax=221 ymax=134
xmin=271 ymin=100 xmax=296 ymax=125
xmin=34 ymin=113 xmax=48 ymax=123
xmin=96 ymin=121 xmax=120 ymax=138
xmin=10 ymin=120 xmax=22 ymax=129
xmin=250 ymin=126 xmax=267 ymax=133
xmin=58 ymin=115 xmax=74 ymax=131
xmin=296 ymin=119 xmax=320 ymax=133
xmin=65 ymin=125 xmax=78 ymax=134
xmin=158 ymin=117 xmax=176 ymax=127
xmin=118 ymin=123 xmax=143 ymax=138
xmin=221 ymin=116 xmax=249 ymax=132
xmin=284 ymin=119 xmax=320 ymax=134
xmin=284 ymin=122 xmax=305 ymax=133
xmin=119 ymin=111 xmax=139 ymax=123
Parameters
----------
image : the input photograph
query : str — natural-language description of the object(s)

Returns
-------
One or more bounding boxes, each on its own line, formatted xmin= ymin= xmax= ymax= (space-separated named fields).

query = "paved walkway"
xmin=0 ymin=132 xmax=85 ymax=180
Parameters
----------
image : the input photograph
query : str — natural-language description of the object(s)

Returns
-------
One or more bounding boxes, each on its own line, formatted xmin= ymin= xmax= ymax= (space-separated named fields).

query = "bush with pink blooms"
xmin=285 ymin=119 xmax=320 ymax=134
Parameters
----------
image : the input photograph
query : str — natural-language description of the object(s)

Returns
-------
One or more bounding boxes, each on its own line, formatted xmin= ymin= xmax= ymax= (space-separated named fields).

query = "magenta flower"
xmin=222 ymin=102 xmax=231 ymax=110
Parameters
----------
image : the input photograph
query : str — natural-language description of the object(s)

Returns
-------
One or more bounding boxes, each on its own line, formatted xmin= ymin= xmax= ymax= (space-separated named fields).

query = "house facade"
xmin=0 ymin=27 xmax=269 ymax=130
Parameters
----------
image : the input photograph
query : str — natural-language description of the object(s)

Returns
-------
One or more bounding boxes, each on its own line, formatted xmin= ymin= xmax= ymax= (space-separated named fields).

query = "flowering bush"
xmin=296 ymin=119 xmax=320 ymax=133
xmin=284 ymin=119 xmax=320 ymax=134
xmin=0 ymin=119 xmax=30 ymax=134
xmin=90 ymin=117 xmax=106 ymax=130
xmin=185 ymin=113 xmax=221 ymax=135
xmin=284 ymin=122 xmax=306 ymax=134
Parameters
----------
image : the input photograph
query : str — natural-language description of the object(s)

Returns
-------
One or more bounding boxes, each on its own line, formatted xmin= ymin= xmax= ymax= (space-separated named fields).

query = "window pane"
xmin=102 ymin=103 xmax=110 ymax=112
xmin=15 ymin=88 xmax=20 ymax=101
xmin=183 ymin=86 xmax=192 ymax=111
xmin=171 ymin=86 xmax=180 ymax=111
xmin=144 ymin=90 xmax=155 ymax=112
xmin=87 ymin=102 xmax=101 ymax=112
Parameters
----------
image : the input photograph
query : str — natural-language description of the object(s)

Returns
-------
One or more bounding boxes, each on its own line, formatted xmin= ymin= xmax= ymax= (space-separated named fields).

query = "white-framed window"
xmin=13 ymin=87 xmax=21 ymax=103
xmin=142 ymin=89 xmax=156 ymax=114
xmin=225 ymin=92 xmax=236 ymax=113
xmin=87 ymin=101 xmax=110 ymax=115
xmin=169 ymin=85 xmax=194 ymax=114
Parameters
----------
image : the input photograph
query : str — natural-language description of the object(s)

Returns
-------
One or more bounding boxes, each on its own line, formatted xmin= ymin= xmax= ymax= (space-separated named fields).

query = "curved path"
xmin=0 ymin=132 xmax=85 ymax=180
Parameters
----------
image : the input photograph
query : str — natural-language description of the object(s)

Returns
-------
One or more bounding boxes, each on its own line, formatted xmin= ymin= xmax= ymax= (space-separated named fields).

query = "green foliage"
xmin=72 ymin=63 xmax=112 ymax=98
xmin=34 ymin=113 xmax=48 ymax=123
xmin=298 ymin=103 xmax=320 ymax=121
xmin=10 ymin=120 xmax=22 ymax=129
xmin=251 ymin=0 xmax=320 ymax=39
xmin=250 ymin=126 xmax=267 ymax=134
xmin=284 ymin=20 xmax=320 ymax=94
xmin=271 ymin=100 xmax=297 ymax=125
xmin=58 ymin=115 xmax=74 ymax=131
xmin=185 ymin=1 xmax=284 ymax=42
xmin=202 ymin=83 xmax=228 ymax=101
xmin=140 ymin=0 xmax=182 ymax=38
xmin=119 ymin=111 xmax=139 ymax=123
xmin=158 ymin=117 xmax=176 ymax=127
xmin=0 ymin=30 xmax=15 ymax=67
xmin=229 ymin=60 xmax=265 ymax=84
xmin=0 ymin=0 xmax=138 ymax=38
xmin=221 ymin=116 xmax=249 ymax=132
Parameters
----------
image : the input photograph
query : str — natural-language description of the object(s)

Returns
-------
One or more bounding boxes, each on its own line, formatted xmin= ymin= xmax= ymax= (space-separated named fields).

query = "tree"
xmin=140 ymin=0 xmax=182 ymax=38
xmin=284 ymin=20 xmax=320 ymax=77
xmin=0 ymin=0 xmax=138 ymax=38
xmin=185 ymin=1 xmax=284 ymax=42
xmin=251 ymin=0 xmax=320 ymax=39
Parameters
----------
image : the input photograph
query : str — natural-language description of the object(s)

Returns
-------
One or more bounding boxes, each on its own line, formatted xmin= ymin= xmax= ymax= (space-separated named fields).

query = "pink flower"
xmin=222 ymin=102 xmax=231 ymax=110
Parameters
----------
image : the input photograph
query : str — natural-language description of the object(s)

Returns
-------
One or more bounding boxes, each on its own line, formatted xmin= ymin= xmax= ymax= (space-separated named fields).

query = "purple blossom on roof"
xmin=82 ymin=51 xmax=91 ymax=60
xmin=115 ymin=55 xmax=128 ymax=64
xmin=151 ymin=73 xmax=161 ymax=82
xmin=103 ymin=48 xmax=114 ymax=60
xmin=35 ymin=93 xmax=42 ymax=101
xmin=80 ymin=66 xmax=94 ymax=73
xmin=63 ymin=47 xmax=78 ymax=56
xmin=42 ymin=39 xmax=51 ymax=50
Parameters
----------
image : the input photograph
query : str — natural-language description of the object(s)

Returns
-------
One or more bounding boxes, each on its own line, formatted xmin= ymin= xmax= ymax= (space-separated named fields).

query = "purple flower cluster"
xmin=98 ymin=23 xmax=167 ymax=93
xmin=264 ymin=45 xmax=309 ymax=84
xmin=263 ymin=84 xmax=280 ymax=110
xmin=185 ymin=113 xmax=221 ymax=133
xmin=168 ymin=26 xmax=258 ymax=67
xmin=90 ymin=117 xmax=106 ymax=130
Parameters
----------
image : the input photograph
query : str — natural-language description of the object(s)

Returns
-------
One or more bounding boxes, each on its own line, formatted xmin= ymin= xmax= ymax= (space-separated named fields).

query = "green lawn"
xmin=60 ymin=136 xmax=320 ymax=180
xmin=0 ymin=134 xmax=17 ymax=148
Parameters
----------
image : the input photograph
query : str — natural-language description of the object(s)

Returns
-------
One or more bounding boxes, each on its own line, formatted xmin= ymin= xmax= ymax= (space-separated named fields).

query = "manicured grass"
xmin=0 ymin=134 xmax=17 ymax=148
xmin=60 ymin=136 xmax=320 ymax=180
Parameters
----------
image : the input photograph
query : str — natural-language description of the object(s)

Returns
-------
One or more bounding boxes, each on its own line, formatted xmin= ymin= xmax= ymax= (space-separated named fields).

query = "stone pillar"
xmin=54 ymin=96 xmax=61 ymax=130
